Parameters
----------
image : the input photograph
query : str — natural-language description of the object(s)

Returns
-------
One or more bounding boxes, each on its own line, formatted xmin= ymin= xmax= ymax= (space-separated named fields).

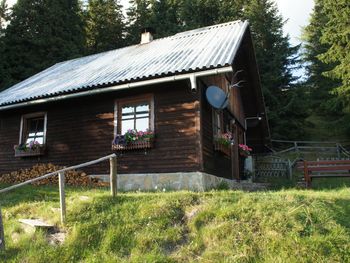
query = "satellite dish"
xmin=206 ymin=85 xmax=228 ymax=109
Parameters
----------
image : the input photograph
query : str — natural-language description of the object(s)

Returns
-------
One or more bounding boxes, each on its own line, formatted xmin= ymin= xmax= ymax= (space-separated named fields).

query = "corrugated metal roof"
xmin=0 ymin=20 xmax=248 ymax=107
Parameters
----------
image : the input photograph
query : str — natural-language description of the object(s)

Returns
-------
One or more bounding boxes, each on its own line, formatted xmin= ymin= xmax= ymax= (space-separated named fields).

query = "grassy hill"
xmin=0 ymin=185 xmax=349 ymax=262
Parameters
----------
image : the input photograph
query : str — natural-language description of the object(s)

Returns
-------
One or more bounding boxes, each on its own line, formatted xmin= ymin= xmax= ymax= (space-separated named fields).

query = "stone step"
xmin=19 ymin=219 xmax=54 ymax=233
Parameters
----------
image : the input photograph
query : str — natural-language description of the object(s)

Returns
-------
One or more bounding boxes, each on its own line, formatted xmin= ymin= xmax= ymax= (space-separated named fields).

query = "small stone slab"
xmin=19 ymin=219 xmax=54 ymax=232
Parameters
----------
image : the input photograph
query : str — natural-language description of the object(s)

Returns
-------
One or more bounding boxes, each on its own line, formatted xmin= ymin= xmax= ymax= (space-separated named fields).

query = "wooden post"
xmin=303 ymin=161 xmax=311 ymax=188
xmin=336 ymin=143 xmax=341 ymax=159
xmin=294 ymin=141 xmax=298 ymax=152
xmin=288 ymin=159 xmax=292 ymax=179
xmin=58 ymin=172 xmax=66 ymax=224
xmin=110 ymin=156 xmax=117 ymax=197
xmin=0 ymin=206 xmax=5 ymax=251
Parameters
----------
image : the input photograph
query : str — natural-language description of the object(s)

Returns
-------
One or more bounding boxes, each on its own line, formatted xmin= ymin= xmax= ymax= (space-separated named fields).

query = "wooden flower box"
xmin=14 ymin=146 xmax=46 ymax=157
xmin=214 ymin=141 xmax=231 ymax=156
xmin=112 ymin=138 xmax=154 ymax=151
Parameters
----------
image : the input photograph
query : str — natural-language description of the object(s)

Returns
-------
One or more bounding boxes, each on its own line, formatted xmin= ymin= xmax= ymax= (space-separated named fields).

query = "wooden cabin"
xmin=0 ymin=20 xmax=270 ymax=190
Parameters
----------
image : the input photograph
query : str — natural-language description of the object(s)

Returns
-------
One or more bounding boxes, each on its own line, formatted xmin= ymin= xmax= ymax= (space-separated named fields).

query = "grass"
xmin=0 ymin=184 xmax=350 ymax=262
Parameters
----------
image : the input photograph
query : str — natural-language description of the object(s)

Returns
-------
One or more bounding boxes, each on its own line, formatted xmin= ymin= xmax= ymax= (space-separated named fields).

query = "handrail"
xmin=0 ymin=154 xmax=116 ymax=194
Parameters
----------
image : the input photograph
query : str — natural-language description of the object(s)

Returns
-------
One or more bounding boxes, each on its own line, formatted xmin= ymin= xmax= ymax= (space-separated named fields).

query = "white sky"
xmin=274 ymin=0 xmax=314 ymax=46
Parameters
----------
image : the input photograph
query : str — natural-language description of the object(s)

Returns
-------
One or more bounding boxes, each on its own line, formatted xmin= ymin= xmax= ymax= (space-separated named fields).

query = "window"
xmin=121 ymin=103 xmax=150 ymax=134
xmin=115 ymin=95 xmax=154 ymax=135
xmin=212 ymin=110 xmax=223 ymax=136
xmin=20 ymin=112 xmax=47 ymax=145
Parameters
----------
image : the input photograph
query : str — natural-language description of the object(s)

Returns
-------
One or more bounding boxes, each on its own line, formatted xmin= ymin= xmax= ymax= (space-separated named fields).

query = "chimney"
xmin=140 ymin=27 xmax=155 ymax=44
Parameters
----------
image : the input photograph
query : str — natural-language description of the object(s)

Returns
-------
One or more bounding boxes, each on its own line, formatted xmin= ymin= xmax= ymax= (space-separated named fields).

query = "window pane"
xmin=121 ymin=119 xmax=134 ymax=134
xmin=136 ymin=104 xmax=149 ymax=112
xmin=136 ymin=118 xmax=149 ymax=131
xmin=122 ymin=106 xmax=134 ymax=114
xmin=136 ymin=113 xmax=149 ymax=118
xmin=36 ymin=137 xmax=44 ymax=144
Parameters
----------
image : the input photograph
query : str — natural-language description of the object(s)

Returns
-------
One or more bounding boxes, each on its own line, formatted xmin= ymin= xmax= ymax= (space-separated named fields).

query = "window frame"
xmin=114 ymin=94 xmax=154 ymax=137
xmin=19 ymin=112 xmax=47 ymax=146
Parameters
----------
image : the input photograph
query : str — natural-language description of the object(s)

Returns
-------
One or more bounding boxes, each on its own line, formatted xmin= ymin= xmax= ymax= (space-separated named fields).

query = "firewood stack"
xmin=0 ymin=163 xmax=102 ymax=186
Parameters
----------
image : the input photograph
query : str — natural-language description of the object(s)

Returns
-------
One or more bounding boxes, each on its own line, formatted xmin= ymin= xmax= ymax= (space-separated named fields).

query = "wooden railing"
xmin=298 ymin=159 xmax=350 ymax=188
xmin=0 ymin=154 xmax=117 ymax=251
xmin=271 ymin=140 xmax=350 ymax=157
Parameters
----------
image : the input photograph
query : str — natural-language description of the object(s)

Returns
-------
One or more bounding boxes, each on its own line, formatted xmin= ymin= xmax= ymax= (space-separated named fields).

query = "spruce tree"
xmin=85 ymin=0 xmax=125 ymax=54
xmin=0 ymin=0 xmax=10 ymax=91
xmin=125 ymin=0 xmax=152 ymax=45
xmin=318 ymin=0 xmax=350 ymax=105
xmin=241 ymin=0 xmax=302 ymax=139
xmin=303 ymin=0 xmax=341 ymax=114
xmin=2 ymin=0 xmax=86 ymax=89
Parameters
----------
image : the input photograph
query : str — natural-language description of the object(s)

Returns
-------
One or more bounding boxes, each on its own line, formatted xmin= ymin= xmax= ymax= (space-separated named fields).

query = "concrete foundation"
xmin=91 ymin=172 xmax=267 ymax=191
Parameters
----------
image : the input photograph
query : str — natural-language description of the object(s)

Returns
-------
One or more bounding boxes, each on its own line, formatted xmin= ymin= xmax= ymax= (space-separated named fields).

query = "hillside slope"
xmin=0 ymin=186 xmax=349 ymax=262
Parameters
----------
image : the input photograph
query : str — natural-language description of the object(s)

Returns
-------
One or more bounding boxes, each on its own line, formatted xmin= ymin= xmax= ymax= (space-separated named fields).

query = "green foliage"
xmin=85 ymin=0 xmax=125 ymax=54
xmin=1 ymin=0 xmax=86 ymax=90
xmin=0 ymin=185 xmax=350 ymax=261
xmin=318 ymin=0 xmax=350 ymax=102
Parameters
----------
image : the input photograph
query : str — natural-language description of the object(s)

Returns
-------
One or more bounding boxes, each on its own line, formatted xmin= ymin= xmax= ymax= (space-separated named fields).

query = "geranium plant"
xmin=124 ymin=129 xmax=154 ymax=143
xmin=238 ymin=144 xmax=252 ymax=156
xmin=214 ymin=132 xmax=233 ymax=147
xmin=14 ymin=140 xmax=41 ymax=152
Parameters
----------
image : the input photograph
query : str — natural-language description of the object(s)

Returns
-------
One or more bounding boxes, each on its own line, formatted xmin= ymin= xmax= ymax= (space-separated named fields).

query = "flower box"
xmin=14 ymin=146 xmax=45 ymax=157
xmin=112 ymin=138 xmax=154 ymax=151
xmin=214 ymin=141 xmax=231 ymax=156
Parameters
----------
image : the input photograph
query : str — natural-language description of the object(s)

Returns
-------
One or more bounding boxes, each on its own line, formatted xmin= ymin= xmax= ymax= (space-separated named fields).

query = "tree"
xmin=0 ymin=0 xmax=10 ymax=30
xmin=318 ymin=0 xmax=350 ymax=107
xmin=241 ymin=0 xmax=302 ymax=139
xmin=85 ymin=0 xmax=125 ymax=54
xmin=148 ymin=0 xmax=183 ymax=38
xmin=125 ymin=0 xmax=152 ymax=45
xmin=0 ymin=0 xmax=10 ymax=90
xmin=303 ymin=0 xmax=341 ymax=114
xmin=1 ymin=0 xmax=86 ymax=90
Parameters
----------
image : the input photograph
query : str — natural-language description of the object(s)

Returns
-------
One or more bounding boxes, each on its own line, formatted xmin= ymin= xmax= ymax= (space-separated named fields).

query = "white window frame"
xmin=19 ymin=112 xmax=48 ymax=145
xmin=114 ymin=94 xmax=154 ymax=137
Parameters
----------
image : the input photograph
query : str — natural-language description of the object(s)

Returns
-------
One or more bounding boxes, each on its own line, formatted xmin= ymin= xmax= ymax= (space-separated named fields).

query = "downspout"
xmin=0 ymin=66 xmax=233 ymax=111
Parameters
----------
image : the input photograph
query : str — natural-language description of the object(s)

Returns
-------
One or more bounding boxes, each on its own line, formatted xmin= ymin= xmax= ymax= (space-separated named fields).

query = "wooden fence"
xmin=254 ymin=156 xmax=292 ymax=178
xmin=271 ymin=140 xmax=350 ymax=157
xmin=0 ymin=154 xmax=117 ymax=251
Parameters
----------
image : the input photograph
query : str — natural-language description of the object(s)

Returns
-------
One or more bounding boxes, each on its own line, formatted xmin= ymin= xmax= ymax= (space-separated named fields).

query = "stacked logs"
xmin=0 ymin=163 xmax=103 ymax=187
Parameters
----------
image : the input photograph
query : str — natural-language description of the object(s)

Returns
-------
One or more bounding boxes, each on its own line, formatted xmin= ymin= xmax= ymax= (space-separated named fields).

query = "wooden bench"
xmin=299 ymin=160 xmax=350 ymax=188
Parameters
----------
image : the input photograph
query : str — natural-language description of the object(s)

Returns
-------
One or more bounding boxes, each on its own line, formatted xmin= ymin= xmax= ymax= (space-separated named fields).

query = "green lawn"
xmin=0 ymin=184 xmax=349 ymax=262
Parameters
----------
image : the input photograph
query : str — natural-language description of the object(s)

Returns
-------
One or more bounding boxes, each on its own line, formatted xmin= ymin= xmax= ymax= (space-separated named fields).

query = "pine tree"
xmin=0 ymin=0 xmax=10 ymax=91
xmin=148 ymin=0 xmax=183 ymax=38
xmin=125 ymin=0 xmax=152 ymax=45
xmin=180 ymin=0 xmax=221 ymax=30
xmin=318 ymin=0 xmax=350 ymax=106
xmin=85 ymin=0 xmax=125 ymax=54
xmin=303 ymin=0 xmax=341 ymax=114
xmin=241 ymin=0 xmax=302 ymax=139
xmin=2 ymin=0 xmax=86 ymax=90
xmin=0 ymin=0 xmax=10 ymax=30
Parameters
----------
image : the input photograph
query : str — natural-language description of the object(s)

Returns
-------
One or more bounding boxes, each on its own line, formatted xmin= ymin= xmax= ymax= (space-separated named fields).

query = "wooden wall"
xmin=0 ymin=82 xmax=201 ymax=175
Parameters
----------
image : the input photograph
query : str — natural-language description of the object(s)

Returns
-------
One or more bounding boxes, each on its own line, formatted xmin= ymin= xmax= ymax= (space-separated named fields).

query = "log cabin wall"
xmin=199 ymin=74 xmax=243 ymax=179
xmin=0 ymin=81 xmax=201 ymax=175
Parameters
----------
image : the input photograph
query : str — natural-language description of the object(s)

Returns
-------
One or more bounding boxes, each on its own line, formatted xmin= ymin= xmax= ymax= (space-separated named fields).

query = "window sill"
xmin=214 ymin=141 xmax=231 ymax=157
xmin=112 ymin=138 xmax=154 ymax=151
xmin=14 ymin=146 xmax=46 ymax=157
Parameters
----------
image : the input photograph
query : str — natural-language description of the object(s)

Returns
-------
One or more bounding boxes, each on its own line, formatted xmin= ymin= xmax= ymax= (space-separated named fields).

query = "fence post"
xmin=58 ymin=172 xmax=66 ymax=224
xmin=294 ymin=142 xmax=298 ymax=152
xmin=110 ymin=156 xmax=117 ymax=197
xmin=288 ymin=160 xmax=292 ymax=179
xmin=336 ymin=143 xmax=341 ymax=159
xmin=0 ymin=206 xmax=5 ymax=251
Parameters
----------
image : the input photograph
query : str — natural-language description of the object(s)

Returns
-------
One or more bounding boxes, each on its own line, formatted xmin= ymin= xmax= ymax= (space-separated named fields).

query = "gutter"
xmin=0 ymin=66 xmax=233 ymax=111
